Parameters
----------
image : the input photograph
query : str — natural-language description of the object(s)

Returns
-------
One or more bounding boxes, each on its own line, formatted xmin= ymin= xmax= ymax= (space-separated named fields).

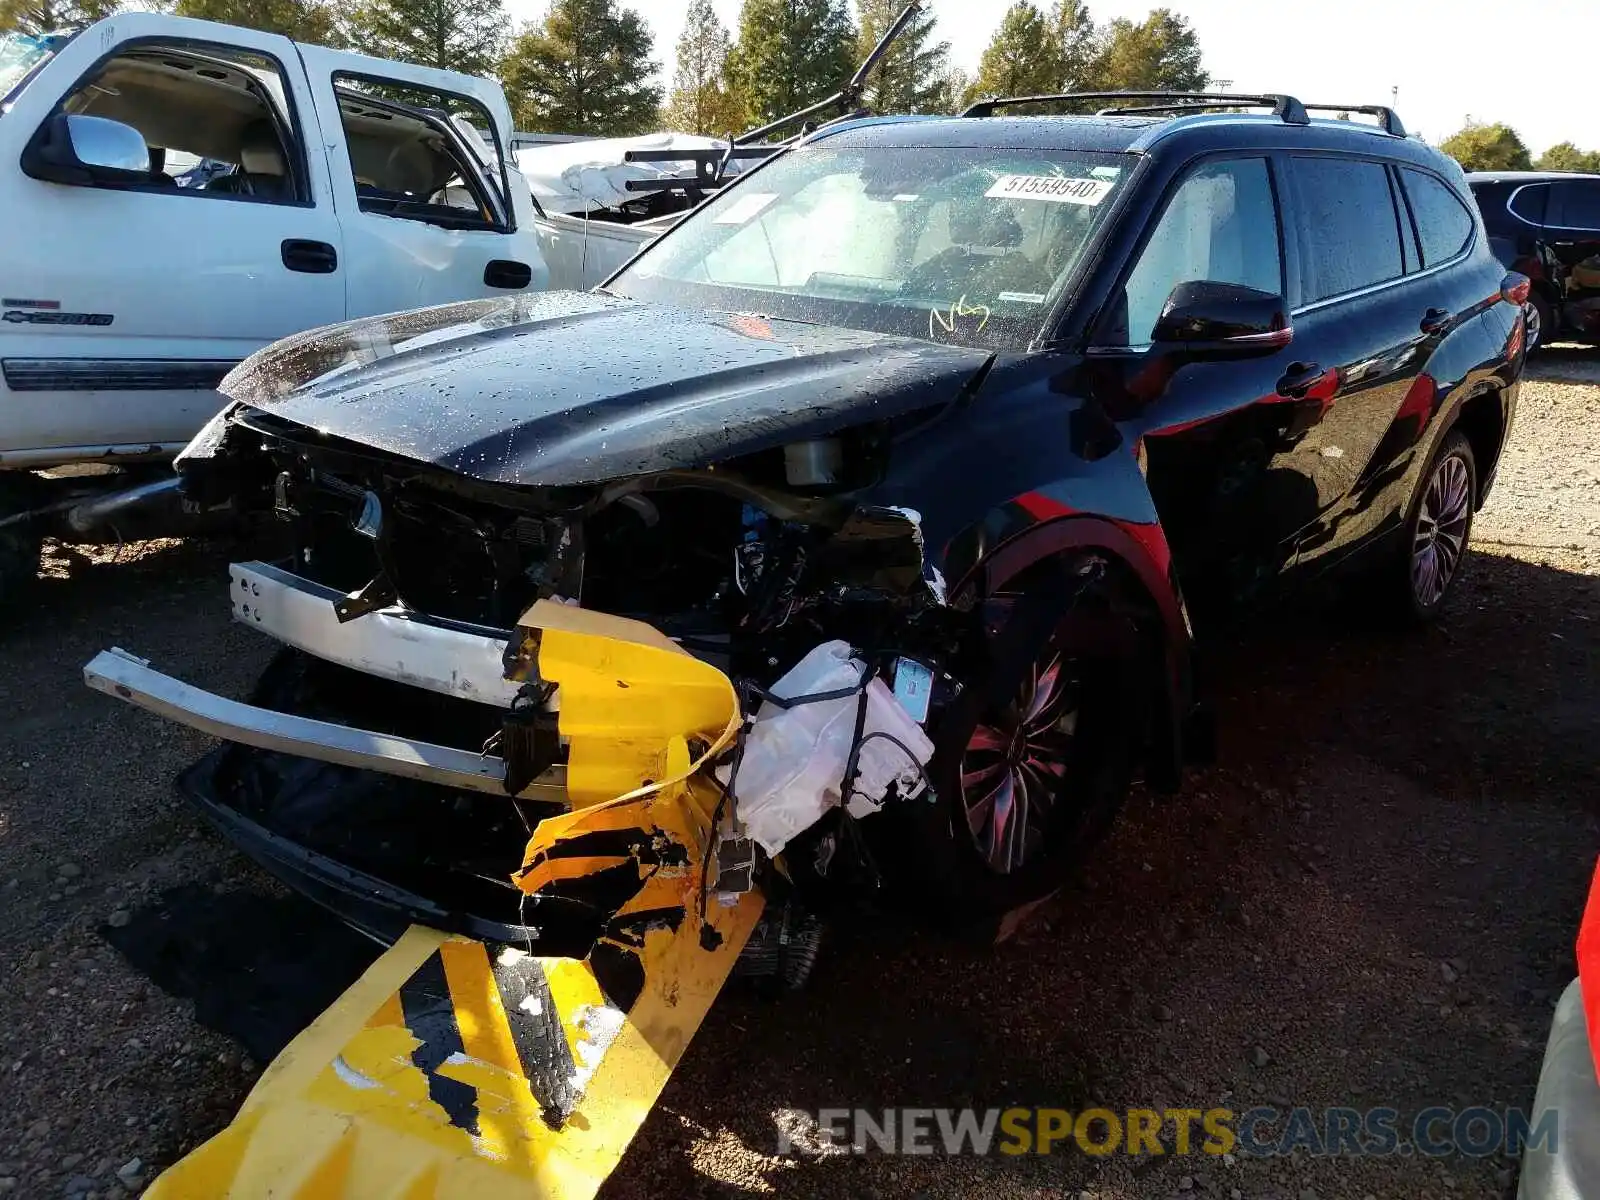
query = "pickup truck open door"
xmin=294 ymin=44 xmax=543 ymax=316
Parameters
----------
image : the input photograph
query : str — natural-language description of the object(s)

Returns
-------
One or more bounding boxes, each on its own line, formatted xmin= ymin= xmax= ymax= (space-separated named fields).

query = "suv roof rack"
xmin=961 ymin=91 xmax=1310 ymax=124
xmin=959 ymin=91 xmax=1408 ymax=137
xmin=1299 ymin=103 xmax=1407 ymax=137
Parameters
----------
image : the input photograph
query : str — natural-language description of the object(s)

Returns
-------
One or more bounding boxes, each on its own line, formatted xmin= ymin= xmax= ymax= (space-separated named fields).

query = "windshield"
xmin=1 ymin=32 xmax=63 ymax=110
xmin=611 ymin=142 xmax=1134 ymax=350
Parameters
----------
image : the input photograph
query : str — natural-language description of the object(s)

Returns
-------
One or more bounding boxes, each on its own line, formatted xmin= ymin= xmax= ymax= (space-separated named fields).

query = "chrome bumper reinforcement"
xmin=83 ymin=647 xmax=563 ymax=803
xmin=229 ymin=561 xmax=522 ymax=708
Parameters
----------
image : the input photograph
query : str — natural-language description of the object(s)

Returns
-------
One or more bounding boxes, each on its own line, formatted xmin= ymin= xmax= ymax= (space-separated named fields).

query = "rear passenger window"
xmin=1293 ymin=157 xmax=1403 ymax=303
xmin=332 ymin=74 xmax=503 ymax=231
xmin=1402 ymin=169 xmax=1475 ymax=267
xmin=1112 ymin=157 xmax=1282 ymax=346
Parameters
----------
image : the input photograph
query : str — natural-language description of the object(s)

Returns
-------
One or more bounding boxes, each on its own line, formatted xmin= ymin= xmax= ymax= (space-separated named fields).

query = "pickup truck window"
xmin=332 ymin=74 xmax=504 ymax=232
xmin=54 ymin=44 xmax=305 ymax=204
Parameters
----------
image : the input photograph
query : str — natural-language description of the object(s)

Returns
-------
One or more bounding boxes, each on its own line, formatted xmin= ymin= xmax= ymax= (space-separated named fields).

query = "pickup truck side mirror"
xmin=1150 ymin=280 xmax=1293 ymax=357
xmin=23 ymin=113 xmax=151 ymax=186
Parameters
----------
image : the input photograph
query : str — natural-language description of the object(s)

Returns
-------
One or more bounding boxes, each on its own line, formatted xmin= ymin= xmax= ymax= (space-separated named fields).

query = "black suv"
xmin=118 ymin=91 xmax=1527 ymax=932
xmin=1469 ymin=170 xmax=1600 ymax=349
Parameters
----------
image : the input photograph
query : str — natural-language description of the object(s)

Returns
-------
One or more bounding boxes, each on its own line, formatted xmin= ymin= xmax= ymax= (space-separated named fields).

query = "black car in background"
xmin=1469 ymin=170 xmax=1600 ymax=349
xmin=102 ymin=91 xmax=1529 ymax=935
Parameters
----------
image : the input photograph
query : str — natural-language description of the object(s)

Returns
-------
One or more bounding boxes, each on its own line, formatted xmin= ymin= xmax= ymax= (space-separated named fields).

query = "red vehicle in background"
xmin=1518 ymin=860 xmax=1600 ymax=1197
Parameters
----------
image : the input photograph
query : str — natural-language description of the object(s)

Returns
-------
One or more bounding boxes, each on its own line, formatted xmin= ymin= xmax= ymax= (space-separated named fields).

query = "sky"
xmin=501 ymin=0 xmax=1600 ymax=155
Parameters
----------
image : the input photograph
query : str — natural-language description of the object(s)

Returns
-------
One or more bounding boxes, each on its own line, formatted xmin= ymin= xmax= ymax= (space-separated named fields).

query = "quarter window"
xmin=1507 ymin=183 xmax=1549 ymax=226
xmin=1547 ymin=180 xmax=1600 ymax=232
xmin=1111 ymin=157 xmax=1283 ymax=346
xmin=1293 ymin=157 xmax=1404 ymax=302
xmin=1402 ymin=169 xmax=1475 ymax=267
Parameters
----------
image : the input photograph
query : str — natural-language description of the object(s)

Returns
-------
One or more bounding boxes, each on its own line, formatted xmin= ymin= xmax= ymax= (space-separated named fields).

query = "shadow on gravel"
xmin=1526 ymin=344 xmax=1600 ymax=384
xmin=2 ymin=535 xmax=243 ymax=643
xmin=101 ymin=883 xmax=383 ymax=1066
xmin=1206 ymin=550 xmax=1599 ymax=799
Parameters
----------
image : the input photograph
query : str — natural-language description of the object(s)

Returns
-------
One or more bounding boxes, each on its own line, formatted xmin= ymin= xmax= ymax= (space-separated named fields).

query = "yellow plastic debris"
xmin=145 ymin=608 xmax=763 ymax=1199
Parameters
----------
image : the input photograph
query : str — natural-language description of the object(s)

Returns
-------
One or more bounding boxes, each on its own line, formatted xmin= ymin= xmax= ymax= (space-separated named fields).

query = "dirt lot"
xmin=0 ymin=355 xmax=1595 ymax=1200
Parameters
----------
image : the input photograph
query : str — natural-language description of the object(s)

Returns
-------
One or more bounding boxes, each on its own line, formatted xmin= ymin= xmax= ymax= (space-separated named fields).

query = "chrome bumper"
xmin=228 ymin=561 xmax=522 ymax=708
xmin=83 ymin=647 xmax=563 ymax=802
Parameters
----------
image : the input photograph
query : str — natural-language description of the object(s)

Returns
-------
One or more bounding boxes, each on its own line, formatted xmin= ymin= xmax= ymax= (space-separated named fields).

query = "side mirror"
xmin=1151 ymin=280 xmax=1292 ymax=355
xmin=23 ymin=113 xmax=150 ymax=186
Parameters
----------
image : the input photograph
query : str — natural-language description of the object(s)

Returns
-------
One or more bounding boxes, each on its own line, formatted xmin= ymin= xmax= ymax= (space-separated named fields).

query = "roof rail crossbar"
xmin=1096 ymin=101 xmax=1277 ymax=117
xmin=1299 ymin=103 xmax=1407 ymax=137
xmin=961 ymin=91 xmax=1311 ymax=126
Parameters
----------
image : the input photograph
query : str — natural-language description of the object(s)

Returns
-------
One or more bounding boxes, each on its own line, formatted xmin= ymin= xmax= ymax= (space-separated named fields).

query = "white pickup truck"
xmin=0 ymin=14 xmax=547 ymax=601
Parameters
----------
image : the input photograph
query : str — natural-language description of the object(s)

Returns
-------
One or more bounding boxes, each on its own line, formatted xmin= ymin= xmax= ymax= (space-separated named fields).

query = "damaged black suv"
xmin=114 ymin=92 xmax=1526 ymax=938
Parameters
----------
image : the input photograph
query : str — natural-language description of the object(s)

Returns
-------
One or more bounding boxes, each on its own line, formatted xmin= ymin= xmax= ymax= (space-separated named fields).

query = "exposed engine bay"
xmin=194 ymin=405 xmax=970 ymax=679
xmin=166 ymin=405 xmax=1000 ymax=943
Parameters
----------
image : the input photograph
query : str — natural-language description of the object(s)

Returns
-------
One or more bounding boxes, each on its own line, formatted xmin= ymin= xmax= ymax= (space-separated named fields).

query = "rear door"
xmin=0 ymin=14 xmax=344 ymax=458
xmin=1542 ymin=178 xmax=1600 ymax=339
xmin=292 ymin=45 xmax=544 ymax=317
xmin=1271 ymin=153 xmax=1432 ymax=568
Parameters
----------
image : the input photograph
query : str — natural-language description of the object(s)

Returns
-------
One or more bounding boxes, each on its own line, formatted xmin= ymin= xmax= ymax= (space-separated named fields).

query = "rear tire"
xmin=1526 ymin=292 xmax=1553 ymax=352
xmin=890 ymin=555 xmax=1150 ymax=940
xmin=1379 ymin=429 xmax=1477 ymax=624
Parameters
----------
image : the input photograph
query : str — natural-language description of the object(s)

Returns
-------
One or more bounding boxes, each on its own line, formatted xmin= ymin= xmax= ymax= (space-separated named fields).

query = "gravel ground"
xmin=0 ymin=355 xmax=1595 ymax=1200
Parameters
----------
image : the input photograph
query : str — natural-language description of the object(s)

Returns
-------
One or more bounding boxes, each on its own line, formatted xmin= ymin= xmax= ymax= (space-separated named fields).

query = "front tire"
xmin=893 ymin=556 xmax=1151 ymax=938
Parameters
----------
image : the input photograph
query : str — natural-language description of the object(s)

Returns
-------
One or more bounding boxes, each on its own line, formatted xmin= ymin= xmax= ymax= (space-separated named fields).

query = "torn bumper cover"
xmin=129 ymin=603 xmax=764 ymax=1200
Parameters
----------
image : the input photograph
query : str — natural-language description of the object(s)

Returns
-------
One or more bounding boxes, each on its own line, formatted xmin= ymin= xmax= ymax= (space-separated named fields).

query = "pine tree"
xmin=501 ymin=0 xmax=660 ymax=136
xmin=965 ymin=2 xmax=1063 ymax=103
xmin=1050 ymin=0 xmax=1098 ymax=92
xmin=0 ymin=0 xmax=116 ymax=34
xmin=345 ymin=0 xmax=507 ymax=76
xmin=173 ymin=0 xmax=342 ymax=45
xmin=854 ymin=0 xmax=949 ymax=115
xmin=728 ymin=0 xmax=855 ymax=129
xmin=663 ymin=0 xmax=745 ymax=135
xmin=1094 ymin=8 xmax=1208 ymax=92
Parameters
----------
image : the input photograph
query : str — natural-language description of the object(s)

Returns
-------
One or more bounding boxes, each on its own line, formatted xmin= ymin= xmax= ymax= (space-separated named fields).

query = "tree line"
xmin=1440 ymin=121 xmax=1600 ymax=174
xmin=1 ymin=0 xmax=1211 ymax=138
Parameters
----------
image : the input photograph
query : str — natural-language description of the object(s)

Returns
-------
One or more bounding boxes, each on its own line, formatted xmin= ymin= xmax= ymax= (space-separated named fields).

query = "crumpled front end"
xmin=138 ymin=605 xmax=764 ymax=1200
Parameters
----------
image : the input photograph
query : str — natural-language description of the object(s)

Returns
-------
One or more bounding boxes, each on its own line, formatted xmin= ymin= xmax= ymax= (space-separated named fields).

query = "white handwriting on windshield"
xmin=930 ymin=295 xmax=992 ymax=341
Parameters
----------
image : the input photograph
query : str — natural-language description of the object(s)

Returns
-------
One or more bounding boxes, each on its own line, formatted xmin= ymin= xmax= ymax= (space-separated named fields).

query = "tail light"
xmin=1501 ymin=272 xmax=1532 ymax=306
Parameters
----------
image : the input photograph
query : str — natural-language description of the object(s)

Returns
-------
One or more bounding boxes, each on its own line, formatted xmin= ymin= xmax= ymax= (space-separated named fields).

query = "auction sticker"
xmin=985 ymin=174 xmax=1112 ymax=205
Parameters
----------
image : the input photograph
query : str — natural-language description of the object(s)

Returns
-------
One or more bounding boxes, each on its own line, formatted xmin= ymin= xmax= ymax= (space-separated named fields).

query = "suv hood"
xmin=218 ymin=292 xmax=993 ymax=487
